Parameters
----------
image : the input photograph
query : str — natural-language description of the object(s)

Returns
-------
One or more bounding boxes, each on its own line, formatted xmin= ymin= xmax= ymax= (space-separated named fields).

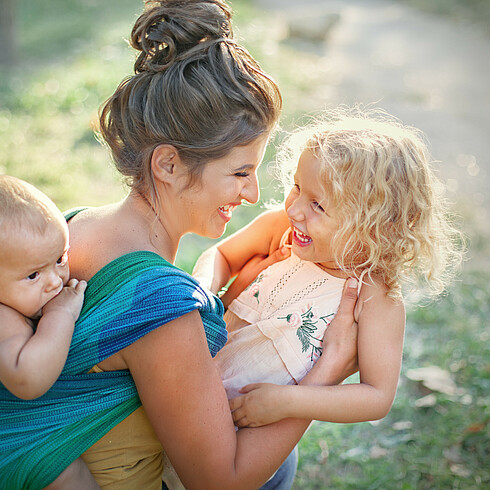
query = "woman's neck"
xmin=123 ymin=192 xmax=181 ymax=264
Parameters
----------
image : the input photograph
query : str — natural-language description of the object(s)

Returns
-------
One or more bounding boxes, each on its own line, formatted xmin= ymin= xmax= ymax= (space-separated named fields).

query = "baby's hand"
xmin=229 ymin=383 xmax=286 ymax=428
xmin=42 ymin=279 xmax=87 ymax=321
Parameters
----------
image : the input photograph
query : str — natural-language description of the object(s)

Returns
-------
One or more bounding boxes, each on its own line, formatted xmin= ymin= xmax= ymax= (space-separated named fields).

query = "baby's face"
xmin=0 ymin=222 xmax=70 ymax=319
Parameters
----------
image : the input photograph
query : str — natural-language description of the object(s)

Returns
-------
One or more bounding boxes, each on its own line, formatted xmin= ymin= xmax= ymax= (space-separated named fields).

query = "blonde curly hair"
xmin=276 ymin=108 xmax=464 ymax=299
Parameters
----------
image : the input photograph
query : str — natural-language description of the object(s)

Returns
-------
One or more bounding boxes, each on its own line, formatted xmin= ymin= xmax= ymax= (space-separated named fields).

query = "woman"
xmin=0 ymin=1 xmax=358 ymax=488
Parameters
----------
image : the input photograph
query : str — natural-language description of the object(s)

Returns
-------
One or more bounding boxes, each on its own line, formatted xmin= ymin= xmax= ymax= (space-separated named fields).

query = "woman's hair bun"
xmin=131 ymin=0 xmax=233 ymax=73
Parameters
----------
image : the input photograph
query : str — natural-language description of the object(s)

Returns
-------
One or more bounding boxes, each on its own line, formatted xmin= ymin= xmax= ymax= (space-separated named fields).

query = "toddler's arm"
xmin=0 ymin=278 xmax=86 ymax=399
xmin=193 ymin=209 xmax=290 ymax=303
xmin=230 ymin=279 xmax=405 ymax=426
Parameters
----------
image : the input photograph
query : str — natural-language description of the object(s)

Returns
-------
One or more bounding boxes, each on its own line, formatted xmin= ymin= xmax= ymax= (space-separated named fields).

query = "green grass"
xmin=294 ymin=270 xmax=489 ymax=489
xmin=1 ymin=1 xmax=488 ymax=488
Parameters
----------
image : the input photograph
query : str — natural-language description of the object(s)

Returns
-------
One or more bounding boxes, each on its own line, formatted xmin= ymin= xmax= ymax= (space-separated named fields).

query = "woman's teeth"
xmin=219 ymin=204 xmax=235 ymax=218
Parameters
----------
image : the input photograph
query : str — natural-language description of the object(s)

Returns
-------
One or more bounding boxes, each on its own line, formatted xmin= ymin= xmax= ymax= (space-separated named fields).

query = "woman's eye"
xmin=27 ymin=272 xmax=39 ymax=280
xmin=234 ymin=172 xmax=249 ymax=177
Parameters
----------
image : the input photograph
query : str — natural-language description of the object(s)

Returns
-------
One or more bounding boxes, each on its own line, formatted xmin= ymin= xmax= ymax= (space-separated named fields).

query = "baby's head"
xmin=279 ymin=108 xmax=463 ymax=298
xmin=0 ymin=176 xmax=70 ymax=318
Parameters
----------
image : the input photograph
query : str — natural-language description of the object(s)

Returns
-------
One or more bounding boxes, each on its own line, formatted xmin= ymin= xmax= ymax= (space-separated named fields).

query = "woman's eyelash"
xmin=235 ymin=172 xmax=249 ymax=177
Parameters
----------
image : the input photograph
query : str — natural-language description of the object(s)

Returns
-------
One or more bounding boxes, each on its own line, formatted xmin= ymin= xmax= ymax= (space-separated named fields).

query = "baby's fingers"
xmin=66 ymin=278 xmax=87 ymax=293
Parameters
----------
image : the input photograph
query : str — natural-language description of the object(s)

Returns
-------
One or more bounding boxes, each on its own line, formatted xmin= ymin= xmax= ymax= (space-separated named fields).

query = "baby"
xmin=0 ymin=175 xmax=98 ymax=489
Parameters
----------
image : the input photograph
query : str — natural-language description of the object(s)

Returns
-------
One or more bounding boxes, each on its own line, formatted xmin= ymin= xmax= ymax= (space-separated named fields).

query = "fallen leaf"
xmin=406 ymin=366 xmax=458 ymax=395
xmin=415 ymin=393 xmax=437 ymax=408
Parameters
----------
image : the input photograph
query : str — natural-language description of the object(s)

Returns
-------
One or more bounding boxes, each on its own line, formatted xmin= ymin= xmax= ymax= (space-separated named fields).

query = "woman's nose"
xmin=241 ymin=174 xmax=260 ymax=204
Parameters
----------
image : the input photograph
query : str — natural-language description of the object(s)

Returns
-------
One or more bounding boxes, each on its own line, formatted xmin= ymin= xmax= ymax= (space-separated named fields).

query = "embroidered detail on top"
xmin=278 ymin=305 xmax=335 ymax=363
xmin=245 ymin=272 xmax=265 ymax=303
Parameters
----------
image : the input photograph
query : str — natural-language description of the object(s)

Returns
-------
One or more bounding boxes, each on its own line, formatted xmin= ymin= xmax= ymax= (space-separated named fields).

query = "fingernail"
xmin=280 ymin=246 xmax=287 ymax=255
xmin=347 ymin=278 xmax=358 ymax=288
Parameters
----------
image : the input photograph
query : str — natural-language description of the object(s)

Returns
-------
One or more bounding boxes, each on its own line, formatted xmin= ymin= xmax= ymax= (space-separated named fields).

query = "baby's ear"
xmin=150 ymin=144 xmax=183 ymax=184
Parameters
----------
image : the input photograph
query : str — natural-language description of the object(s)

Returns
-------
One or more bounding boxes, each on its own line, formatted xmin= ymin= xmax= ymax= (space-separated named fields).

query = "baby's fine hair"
xmin=277 ymin=108 xmax=464 ymax=298
xmin=0 ymin=175 xmax=64 ymax=244
xmin=99 ymin=0 xmax=281 ymax=206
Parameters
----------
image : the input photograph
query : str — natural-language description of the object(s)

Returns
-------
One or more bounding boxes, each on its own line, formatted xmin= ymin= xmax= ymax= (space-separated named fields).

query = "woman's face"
xmin=174 ymin=135 xmax=269 ymax=239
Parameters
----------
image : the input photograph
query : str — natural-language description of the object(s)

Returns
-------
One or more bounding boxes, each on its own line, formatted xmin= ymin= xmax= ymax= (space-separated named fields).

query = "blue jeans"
xmin=259 ymin=446 xmax=298 ymax=490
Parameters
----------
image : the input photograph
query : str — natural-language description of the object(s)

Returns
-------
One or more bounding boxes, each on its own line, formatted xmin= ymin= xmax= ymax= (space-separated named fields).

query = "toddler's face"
xmin=285 ymin=150 xmax=346 ymax=275
xmin=0 ymin=222 xmax=70 ymax=319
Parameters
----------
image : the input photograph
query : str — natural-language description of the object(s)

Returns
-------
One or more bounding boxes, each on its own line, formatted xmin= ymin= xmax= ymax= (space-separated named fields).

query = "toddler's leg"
xmin=43 ymin=457 xmax=100 ymax=490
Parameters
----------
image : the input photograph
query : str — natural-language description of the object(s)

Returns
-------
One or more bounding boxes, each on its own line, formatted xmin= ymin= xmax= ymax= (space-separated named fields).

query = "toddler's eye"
xmin=313 ymin=201 xmax=325 ymax=213
xmin=27 ymin=272 xmax=39 ymax=281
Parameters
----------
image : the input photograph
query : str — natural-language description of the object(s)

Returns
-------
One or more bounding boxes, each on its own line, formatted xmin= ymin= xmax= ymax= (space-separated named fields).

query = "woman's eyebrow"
xmin=233 ymin=163 xmax=255 ymax=171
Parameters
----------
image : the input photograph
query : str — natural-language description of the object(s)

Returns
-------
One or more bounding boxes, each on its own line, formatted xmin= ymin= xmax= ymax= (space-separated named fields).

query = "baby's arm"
xmin=0 ymin=278 xmax=86 ymax=399
xmin=230 ymin=279 xmax=405 ymax=426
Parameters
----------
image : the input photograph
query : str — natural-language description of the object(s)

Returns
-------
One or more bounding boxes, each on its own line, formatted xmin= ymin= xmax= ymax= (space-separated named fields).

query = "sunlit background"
xmin=0 ymin=0 xmax=488 ymax=487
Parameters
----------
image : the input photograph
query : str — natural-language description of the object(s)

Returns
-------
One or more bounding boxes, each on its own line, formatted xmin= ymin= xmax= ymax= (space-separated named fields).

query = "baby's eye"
xmin=27 ymin=272 xmax=39 ymax=281
xmin=57 ymin=252 xmax=68 ymax=265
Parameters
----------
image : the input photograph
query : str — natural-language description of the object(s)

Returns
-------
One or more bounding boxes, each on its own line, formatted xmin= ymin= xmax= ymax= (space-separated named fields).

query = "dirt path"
xmin=253 ymin=0 xmax=489 ymax=259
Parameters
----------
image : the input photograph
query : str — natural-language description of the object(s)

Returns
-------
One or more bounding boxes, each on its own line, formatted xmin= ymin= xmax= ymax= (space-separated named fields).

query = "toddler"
xmin=0 ymin=175 xmax=98 ymax=489
xmin=195 ymin=108 xmax=463 ymax=427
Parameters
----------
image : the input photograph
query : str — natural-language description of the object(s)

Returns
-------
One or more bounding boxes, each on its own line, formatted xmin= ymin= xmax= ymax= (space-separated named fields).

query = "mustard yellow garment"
xmin=81 ymin=366 xmax=163 ymax=490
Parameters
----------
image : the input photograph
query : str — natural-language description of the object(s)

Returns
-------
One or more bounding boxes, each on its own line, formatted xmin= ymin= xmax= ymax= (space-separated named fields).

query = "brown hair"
xmin=99 ymin=0 xmax=282 ymax=206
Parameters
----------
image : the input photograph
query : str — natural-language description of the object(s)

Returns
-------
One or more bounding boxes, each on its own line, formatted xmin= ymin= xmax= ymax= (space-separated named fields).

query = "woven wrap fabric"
xmin=0 ymin=251 xmax=227 ymax=489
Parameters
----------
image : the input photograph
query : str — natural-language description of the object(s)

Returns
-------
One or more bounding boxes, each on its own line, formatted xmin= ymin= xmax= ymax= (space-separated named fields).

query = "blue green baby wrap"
xmin=0 ymin=250 xmax=227 ymax=489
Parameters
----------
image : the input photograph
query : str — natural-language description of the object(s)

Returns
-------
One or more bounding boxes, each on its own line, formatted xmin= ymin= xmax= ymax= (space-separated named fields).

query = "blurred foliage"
xmin=294 ymin=269 xmax=490 ymax=488
xmin=1 ymin=1 xmax=488 ymax=488
xmin=395 ymin=0 xmax=490 ymax=34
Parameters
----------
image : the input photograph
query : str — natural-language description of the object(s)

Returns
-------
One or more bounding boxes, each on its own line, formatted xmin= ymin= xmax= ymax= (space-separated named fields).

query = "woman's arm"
xmin=120 ymin=276 xmax=359 ymax=490
xmin=230 ymin=280 xmax=405 ymax=427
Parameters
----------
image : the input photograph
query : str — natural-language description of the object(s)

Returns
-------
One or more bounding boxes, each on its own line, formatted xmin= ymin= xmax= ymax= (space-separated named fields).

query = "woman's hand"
xmin=318 ymin=278 xmax=359 ymax=384
xmin=230 ymin=383 xmax=288 ymax=428
xmin=220 ymin=246 xmax=290 ymax=308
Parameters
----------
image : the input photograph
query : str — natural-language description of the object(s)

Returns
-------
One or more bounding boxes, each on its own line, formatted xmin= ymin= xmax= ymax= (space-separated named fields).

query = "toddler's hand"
xmin=42 ymin=278 xmax=87 ymax=321
xmin=229 ymin=383 xmax=286 ymax=428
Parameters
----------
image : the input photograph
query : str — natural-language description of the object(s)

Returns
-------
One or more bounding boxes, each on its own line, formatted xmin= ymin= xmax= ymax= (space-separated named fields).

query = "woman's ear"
xmin=151 ymin=144 xmax=182 ymax=184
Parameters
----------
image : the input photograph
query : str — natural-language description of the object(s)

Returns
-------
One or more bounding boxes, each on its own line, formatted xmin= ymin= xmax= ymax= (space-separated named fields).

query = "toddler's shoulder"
xmin=357 ymin=274 xmax=405 ymax=320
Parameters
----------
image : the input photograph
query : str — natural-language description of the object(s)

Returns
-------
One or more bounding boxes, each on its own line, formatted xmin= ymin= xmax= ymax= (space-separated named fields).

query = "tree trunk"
xmin=0 ymin=0 xmax=16 ymax=65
